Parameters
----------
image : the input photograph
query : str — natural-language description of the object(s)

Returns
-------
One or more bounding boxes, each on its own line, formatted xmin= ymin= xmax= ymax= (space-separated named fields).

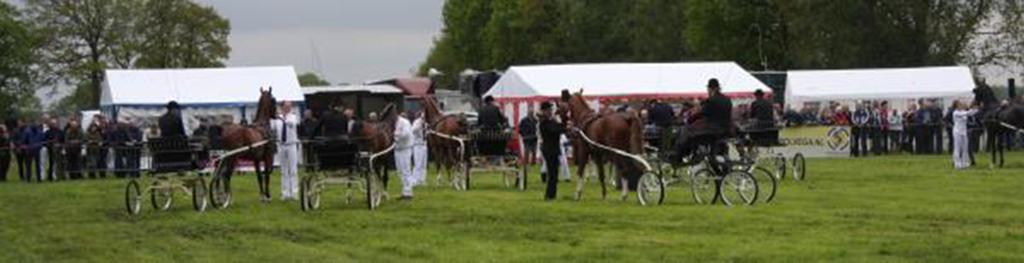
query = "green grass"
xmin=3 ymin=154 xmax=1024 ymax=262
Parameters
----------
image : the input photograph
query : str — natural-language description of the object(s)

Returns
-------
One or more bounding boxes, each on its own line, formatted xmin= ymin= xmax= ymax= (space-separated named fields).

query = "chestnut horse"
xmin=558 ymin=90 xmax=645 ymax=201
xmin=421 ymin=95 xmax=470 ymax=188
xmin=218 ymin=88 xmax=277 ymax=202
xmin=351 ymin=103 xmax=398 ymax=187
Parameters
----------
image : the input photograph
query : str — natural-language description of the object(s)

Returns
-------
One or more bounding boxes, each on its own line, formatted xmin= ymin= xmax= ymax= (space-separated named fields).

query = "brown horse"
xmin=350 ymin=103 xmax=399 ymax=187
xmin=421 ymin=95 xmax=470 ymax=188
xmin=218 ymin=87 xmax=277 ymax=202
xmin=558 ymin=90 xmax=645 ymax=201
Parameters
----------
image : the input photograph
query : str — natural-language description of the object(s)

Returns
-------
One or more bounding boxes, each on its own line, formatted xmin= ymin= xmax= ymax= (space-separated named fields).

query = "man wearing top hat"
xmin=159 ymin=101 xmax=187 ymax=138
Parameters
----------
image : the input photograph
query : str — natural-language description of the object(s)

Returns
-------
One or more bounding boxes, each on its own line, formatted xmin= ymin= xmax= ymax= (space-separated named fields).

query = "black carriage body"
xmin=305 ymin=136 xmax=369 ymax=172
xmin=467 ymin=127 xmax=516 ymax=157
xmin=147 ymin=137 xmax=204 ymax=174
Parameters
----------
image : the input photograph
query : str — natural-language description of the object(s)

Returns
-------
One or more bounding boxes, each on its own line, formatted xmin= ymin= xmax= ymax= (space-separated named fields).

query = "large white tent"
xmin=100 ymin=66 xmax=304 ymax=134
xmin=483 ymin=62 xmax=770 ymax=128
xmin=786 ymin=66 xmax=976 ymax=109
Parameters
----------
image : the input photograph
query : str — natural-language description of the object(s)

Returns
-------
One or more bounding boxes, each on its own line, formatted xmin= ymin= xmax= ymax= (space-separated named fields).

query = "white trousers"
xmin=953 ymin=133 xmax=970 ymax=169
xmin=413 ymin=144 xmax=428 ymax=185
xmin=278 ymin=144 xmax=299 ymax=199
xmin=395 ymin=147 xmax=414 ymax=197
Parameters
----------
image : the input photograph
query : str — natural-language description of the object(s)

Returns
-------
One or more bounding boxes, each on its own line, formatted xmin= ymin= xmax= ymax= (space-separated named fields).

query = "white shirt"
xmin=394 ymin=116 xmax=414 ymax=150
xmin=952 ymin=109 xmax=978 ymax=135
xmin=271 ymin=112 xmax=300 ymax=145
xmin=411 ymin=117 xmax=427 ymax=146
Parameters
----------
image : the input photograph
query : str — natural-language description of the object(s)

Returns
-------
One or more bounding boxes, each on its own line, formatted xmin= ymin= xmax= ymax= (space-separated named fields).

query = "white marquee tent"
xmin=483 ymin=62 xmax=770 ymax=127
xmin=786 ymin=66 xmax=976 ymax=110
xmin=100 ymin=66 xmax=304 ymax=134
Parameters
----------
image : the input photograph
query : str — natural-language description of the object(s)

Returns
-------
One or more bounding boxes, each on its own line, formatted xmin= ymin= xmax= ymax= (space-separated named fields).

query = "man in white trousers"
xmin=393 ymin=111 xmax=415 ymax=200
xmin=272 ymin=101 xmax=300 ymax=200
xmin=411 ymin=111 xmax=428 ymax=185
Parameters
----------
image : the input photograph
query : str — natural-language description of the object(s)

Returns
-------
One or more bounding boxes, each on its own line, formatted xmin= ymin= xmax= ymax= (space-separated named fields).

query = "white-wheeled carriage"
xmin=298 ymin=137 xmax=393 ymax=211
xmin=124 ymin=137 xmax=209 ymax=215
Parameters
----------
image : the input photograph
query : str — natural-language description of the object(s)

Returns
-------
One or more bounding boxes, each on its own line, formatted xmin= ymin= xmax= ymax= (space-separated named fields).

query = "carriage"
xmin=123 ymin=137 xmax=210 ymax=215
xmin=298 ymin=137 xmax=392 ymax=211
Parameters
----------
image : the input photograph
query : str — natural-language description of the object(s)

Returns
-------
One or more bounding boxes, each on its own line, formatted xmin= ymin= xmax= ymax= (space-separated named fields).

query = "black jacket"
xmin=648 ymin=103 xmax=675 ymax=127
xmin=478 ymin=103 xmax=507 ymax=128
xmin=539 ymin=117 xmax=565 ymax=155
xmin=518 ymin=116 xmax=538 ymax=141
xmin=749 ymin=98 xmax=774 ymax=123
xmin=159 ymin=112 xmax=186 ymax=138
xmin=696 ymin=93 xmax=733 ymax=135
xmin=317 ymin=110 xmax=349 ymax=137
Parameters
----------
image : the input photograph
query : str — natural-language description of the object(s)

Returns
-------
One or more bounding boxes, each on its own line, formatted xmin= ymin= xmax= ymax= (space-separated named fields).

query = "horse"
xmin=218 ymin=87 xmax=277 ymax=202
xmin=983 ymin=99 xmax=1024 ymax=167
xmin=557 ymin=89 xmax=645 ymax=201
xmin=350 ymin=103 xmax=399 ymax=187
xmin=421 ymin=95 xmax=470 ymax=188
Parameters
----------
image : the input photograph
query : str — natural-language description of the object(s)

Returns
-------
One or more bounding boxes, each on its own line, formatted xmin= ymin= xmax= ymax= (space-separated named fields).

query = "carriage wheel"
xmin=689 ymin=168 xmax=717 ymax=205
xmin=752 ymin=167 xmax=777 ymax=203
xmin=208 ymin=175 xmax=232 ymax=209
xmin=720 ymin=170 xmax=759 ymax=206
xmin=792 ymin=153 xmax=806 ymax=181
xmin=773 ymin=154 xmax=786 ymax=180
xmin=366 ymin=173 xmax=383 ymax=210
xmin=191 ymin=177 xmax=208 ymax=212
xmin=307 ymin=176 xmax=322 ymax=211
xmin=637 ymin=172 xmax=665 ymax=206
xmin=125 ymin=179 xmax=142 ymax=215
xmin=150 ymin=177 xmax=173 ymax=211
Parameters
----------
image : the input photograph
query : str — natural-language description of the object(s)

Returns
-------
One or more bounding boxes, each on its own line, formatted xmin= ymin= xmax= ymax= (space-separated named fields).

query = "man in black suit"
xmin=538 ymin=101 xmax=566 ymax=201
xmin=316 ymin=105 xmax=349 ymax=138
xmin=675 ymin=78 xmax=733 ymax=160
xmin=159 ymin=101 xmax=186 ymax=138
xmin=477 ymin=95 xmax=507 ymax=129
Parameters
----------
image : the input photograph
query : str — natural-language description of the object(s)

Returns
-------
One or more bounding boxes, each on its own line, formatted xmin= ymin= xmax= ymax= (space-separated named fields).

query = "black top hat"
xmin=754 ymin=89 xmax=764 ymax=97
xmin=484 ymin=95 xmax=495 ymax=103
xmin=166 ymin=101 xmax=181 ymax=110
xmin=707 ymin=78 xmax=720 ymax=88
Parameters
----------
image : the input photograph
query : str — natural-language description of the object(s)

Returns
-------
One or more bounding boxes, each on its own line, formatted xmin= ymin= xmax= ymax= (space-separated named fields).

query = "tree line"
xmin=420 ymin=0 xmax=1024 ymax=89
xmin=0 ymin=0 xmax=230 ymax=117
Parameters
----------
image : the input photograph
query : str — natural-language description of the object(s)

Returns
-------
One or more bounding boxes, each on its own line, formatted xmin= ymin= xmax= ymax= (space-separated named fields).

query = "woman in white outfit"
xmin=411 ymin=111 xmax=428 ymax=186
xmin=951 ymin=100 xmax=978 ymax=170
xmin=393 ymin=112 xmax=415 ymax=199
xmin=272 ymin=101 xmax=300 ymax=200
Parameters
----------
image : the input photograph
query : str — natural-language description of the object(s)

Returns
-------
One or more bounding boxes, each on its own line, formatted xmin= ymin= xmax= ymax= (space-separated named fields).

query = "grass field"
xmin=2 ymin=153 xmax=1024 ymax=262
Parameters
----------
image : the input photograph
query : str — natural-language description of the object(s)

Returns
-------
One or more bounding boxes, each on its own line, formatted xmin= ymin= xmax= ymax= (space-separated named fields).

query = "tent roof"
xmin=302 ymin=85 xmax=402 ymax=95
xmin=101 ymin=66 xmax=304 ymax=107
xmin=484 ymin=62 xmax=770 ymax=99
xmin=786 ymin=66 xmax=975 ymax=102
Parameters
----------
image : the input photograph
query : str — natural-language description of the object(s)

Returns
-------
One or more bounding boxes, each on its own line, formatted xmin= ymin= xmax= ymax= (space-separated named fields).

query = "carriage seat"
xmin=148 ymin=137 xmax=200 ymax=174
xmin=308 ymin=137 xmax=361 ymax=171
xmin=469 ymin=127 xmax=514 ymax=156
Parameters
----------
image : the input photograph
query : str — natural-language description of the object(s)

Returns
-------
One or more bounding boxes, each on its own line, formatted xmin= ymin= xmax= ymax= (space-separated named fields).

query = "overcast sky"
xmin=192 ymin=0 xmax=445 ymax=85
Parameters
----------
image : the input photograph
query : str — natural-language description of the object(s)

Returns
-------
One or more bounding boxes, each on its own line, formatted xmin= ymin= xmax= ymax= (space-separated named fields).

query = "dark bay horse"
xmin=421 ymin=95 xmax=470 ymax=188
xmin=218 ymin=88 xmax=277 ymax=202
xmin=558 ymin=90 xmax=645 ymax=201
xmin=974 ymin=84 xmax=1024 ymax=167
xmin=351 ymin=103 xmax=398 ymax=187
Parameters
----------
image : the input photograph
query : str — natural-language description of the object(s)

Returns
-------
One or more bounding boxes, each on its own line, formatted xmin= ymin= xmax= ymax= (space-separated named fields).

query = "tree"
xmin=26 ymin=0 xmax=231 ymax=110
xmin=297 ymin=72 xmax=330 ymax=87
xmin=0 ymin=2 xmax=41 ymax=117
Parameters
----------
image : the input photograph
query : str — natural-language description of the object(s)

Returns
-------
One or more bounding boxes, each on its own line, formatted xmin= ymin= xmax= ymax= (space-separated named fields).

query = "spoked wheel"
xmin=751 ymin=167 xmax=777 ymax=203
xmin=306 ymin=177 xmax=322 ymax=211
xmin=720 ymin=170 xmax=759 ymax=206
xmin=689 ymin=168 xmax=718 ymax=205
xmin=191 ymin=177 xmax=208 ymax=212
xmin=773 ymin=154 xmax=787 ymax=180
xmin=637 ymin=172 xmax=665 ymax=206
xmin=150 ymin=177 xmax=173 ymax=211
xmin=125 ymin=179 xmax=142 ymax=215
xmin=208 ymin=175 xmax=232 ymax=209
xmin=792 ymin=153 xmax=806 ymax=181
xmin=366 ymin=173 xmax=383 ymax=210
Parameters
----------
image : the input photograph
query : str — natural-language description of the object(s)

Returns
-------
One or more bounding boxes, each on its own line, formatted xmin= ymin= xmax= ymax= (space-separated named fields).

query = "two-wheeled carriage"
xmin=642 ymin=127 xmax=760 ymax=206
xmin=464 ymin=127 xmax=527 ymax=191
xmin=298 ymin=137 xmax=392 ymax=211
xmin=124 ymin=137 xmax=209 ymax=215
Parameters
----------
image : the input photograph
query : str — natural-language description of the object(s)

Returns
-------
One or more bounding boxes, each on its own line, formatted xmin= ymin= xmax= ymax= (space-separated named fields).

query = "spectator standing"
xmin=889 ymin=110 xmax=903 ymax=153
xmin=518 ymin=109 xmax=539 ymax=165
xmin=64 ymin=119 xmax=84 ymax=180
xmin=43 ymin=118 xmax=65 ymax=181
xmin=22 ymin=119 xmax=44 ymax=182
xmin=915 ymin=101 xmax=933 ymax=154
xmin=0 ymin=125 xmax=10 ymax=182
xmin=851 ymin=102 xmax=869 ymax=157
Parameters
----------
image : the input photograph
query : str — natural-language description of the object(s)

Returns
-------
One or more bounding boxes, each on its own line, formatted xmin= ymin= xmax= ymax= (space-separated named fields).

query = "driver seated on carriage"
xmin=673 ymin=78 xmax=735 ymax=163
xmin=151 ymin=101 xmax=198 ymax=173
xmin=474 ymin=95 xmax=513 ymax=156
xmin=741 ymin=89 xmax=781 ymax=147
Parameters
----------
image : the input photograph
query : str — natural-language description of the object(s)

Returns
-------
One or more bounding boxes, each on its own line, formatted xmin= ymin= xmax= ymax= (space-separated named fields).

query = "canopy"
xmin=484 ymin=62 xmax=770 ymax=101
xmin=101 ymin=66 xmax=305 ymax=107
xmin=786 ymin=66 xmax=975 ymax=106
xmin=303 ymin=85 xmax=402 ymax=95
